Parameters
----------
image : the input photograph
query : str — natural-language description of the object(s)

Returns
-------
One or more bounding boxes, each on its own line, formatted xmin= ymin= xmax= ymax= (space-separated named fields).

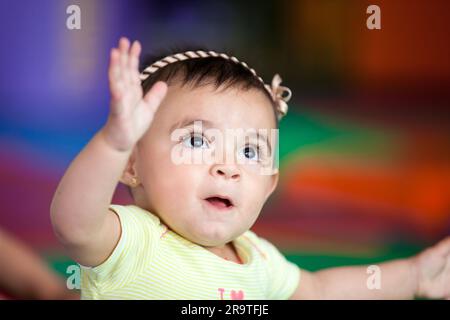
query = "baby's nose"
xmin=211 ymin=164 xmax=241 ymax=181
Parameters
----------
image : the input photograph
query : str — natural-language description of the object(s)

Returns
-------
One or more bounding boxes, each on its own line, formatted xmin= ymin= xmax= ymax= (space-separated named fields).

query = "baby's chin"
xmin=191 ymin=236 xmax=235 ymax=248
xmin=188 ymin=232 xmax=238 ymax=248
xmin=178 ymin=222 xmax=245 ymax=247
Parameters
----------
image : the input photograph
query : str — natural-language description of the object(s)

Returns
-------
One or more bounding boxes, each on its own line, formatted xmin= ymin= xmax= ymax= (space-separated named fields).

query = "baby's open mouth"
xmin=204 ymin=196 xmax=234 ymax=210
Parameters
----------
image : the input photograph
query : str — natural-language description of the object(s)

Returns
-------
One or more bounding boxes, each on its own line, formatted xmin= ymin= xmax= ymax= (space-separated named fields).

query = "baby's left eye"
xmin=240 ymin=145 xmax=259 ymax=160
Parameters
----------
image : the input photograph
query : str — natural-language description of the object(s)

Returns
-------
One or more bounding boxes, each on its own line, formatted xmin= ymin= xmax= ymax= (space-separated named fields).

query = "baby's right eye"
xmin=182 ymin=133 xmax=209 ymax=149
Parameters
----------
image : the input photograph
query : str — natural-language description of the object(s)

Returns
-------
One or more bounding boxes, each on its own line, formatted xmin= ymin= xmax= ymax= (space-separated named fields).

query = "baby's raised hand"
xmin=103 ymin=37 xmax=168 ymax=152
xmin=413 ymin=236 xmax=450 ymax=299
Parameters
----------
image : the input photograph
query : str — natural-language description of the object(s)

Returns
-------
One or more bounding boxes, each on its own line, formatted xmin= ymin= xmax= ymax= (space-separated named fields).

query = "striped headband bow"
xmin=139 ymin=50 xmax=292 ymax=120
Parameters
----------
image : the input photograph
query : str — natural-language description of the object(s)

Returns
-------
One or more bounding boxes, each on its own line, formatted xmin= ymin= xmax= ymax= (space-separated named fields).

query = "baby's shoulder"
xmin=109 ymin=204 xmax=162 ymax=232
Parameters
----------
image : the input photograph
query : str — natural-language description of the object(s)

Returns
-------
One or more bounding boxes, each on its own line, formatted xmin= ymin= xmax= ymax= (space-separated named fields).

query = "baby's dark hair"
xmin=126 ymin=45 xmax=279 ymax=199
xmin=140 ymin=45 xmax=279 ymax=124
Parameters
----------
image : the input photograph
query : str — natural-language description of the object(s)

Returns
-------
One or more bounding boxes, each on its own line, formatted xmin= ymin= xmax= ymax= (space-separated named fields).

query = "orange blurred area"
xmin=284 ymin=131 xmax=450 ymax=234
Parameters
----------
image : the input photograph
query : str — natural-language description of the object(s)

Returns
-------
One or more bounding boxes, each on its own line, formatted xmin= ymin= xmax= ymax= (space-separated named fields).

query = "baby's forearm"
xmin=50 ymin=127 xmax=132 ymax=245
xmin=0 ymin=228 xmax=75 ymax=299
xmin=314 ymin=258 xmax=418 ymax=299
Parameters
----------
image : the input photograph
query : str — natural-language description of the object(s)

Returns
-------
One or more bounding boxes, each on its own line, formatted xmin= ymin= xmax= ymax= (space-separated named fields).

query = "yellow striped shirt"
xmin=80 ymin=204 xmax=300 ymax=299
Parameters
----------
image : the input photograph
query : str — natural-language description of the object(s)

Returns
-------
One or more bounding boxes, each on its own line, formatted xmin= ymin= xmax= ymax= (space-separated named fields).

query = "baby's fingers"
xmin=118 ymin=37 xmax=130 ymax=67
xmin=117 ymin=37 xmax=132 ymax=85
xmin=128 ymin=40 xmax=141 ymax=70
xmin=108 ymin=48 xmax=123 ymax=101
xmin=435 ymin=236 xmax=450 ymax=258
xmin=128 ymin=40 xmax=142 ymax=86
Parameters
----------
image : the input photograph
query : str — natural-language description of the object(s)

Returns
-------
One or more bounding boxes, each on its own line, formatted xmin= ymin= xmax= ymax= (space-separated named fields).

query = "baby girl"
xmin=51 ymin=38 xmax=450 ymax=299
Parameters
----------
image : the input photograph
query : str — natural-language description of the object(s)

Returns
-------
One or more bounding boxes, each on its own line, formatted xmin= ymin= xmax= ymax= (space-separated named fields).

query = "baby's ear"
xmin=119 ymin=147 xmax=139 ymax=186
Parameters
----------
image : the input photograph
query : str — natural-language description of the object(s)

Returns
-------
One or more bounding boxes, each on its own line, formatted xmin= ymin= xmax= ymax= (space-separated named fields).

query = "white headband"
xmin=139 ymin=50 xmax=291 ymax=120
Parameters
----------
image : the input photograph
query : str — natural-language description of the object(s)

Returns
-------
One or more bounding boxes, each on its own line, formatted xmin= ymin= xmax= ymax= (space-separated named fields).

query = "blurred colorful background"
xmin=0 ymin=0 xmax=449 ymax=298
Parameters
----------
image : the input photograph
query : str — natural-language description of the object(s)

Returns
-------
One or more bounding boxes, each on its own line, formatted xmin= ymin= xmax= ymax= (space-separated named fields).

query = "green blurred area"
xmin=278 ymin=108 xmax=399 ymax=166
xmin=285 ymin=243 xmax=423 ymax=272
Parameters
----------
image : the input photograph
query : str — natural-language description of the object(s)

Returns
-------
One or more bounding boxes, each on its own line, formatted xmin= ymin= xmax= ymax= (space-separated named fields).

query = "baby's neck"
xmin=205 ymin=242 xmax=242 ymax=264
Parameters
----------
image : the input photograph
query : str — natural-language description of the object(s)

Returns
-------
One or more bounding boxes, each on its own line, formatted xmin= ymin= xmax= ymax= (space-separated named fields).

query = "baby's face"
xmin=126 ymin=82 xmax=278 ymax=247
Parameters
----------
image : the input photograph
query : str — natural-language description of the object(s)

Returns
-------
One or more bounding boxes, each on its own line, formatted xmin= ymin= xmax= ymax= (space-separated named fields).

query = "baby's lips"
xmin=203 ymin=194 xmax=236 ymax=207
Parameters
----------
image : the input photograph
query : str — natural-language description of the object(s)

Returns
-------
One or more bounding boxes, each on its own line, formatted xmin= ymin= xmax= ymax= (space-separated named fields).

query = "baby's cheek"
xmin=248 ymin=179 xmax=272 ymax=207
xmin=165 ymin=166 xmax=203 ymax=201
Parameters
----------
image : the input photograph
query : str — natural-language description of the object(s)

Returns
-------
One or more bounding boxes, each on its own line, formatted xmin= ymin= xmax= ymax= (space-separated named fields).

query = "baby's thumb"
xmin=143 ymin=81 xmax=168 ymax=113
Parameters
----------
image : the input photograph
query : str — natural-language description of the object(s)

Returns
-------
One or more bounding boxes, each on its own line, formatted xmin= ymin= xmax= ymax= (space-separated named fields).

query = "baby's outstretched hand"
xmin=413 ymin=236 xmax=450 ymax=299
xmin=103 ymin=37 xmax=168 ymax=152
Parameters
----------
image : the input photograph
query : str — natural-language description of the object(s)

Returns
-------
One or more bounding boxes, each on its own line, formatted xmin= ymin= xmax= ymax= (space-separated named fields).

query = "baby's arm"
xmin=291 ymin=259 xmax=417 ymax=299
xmin=290 ymin=237 xmax=450 ymax=299
xmin=50 ymin=38 xmax=167 ymax=267
xmin=0 ymin=228 xmax=78 ymax=299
